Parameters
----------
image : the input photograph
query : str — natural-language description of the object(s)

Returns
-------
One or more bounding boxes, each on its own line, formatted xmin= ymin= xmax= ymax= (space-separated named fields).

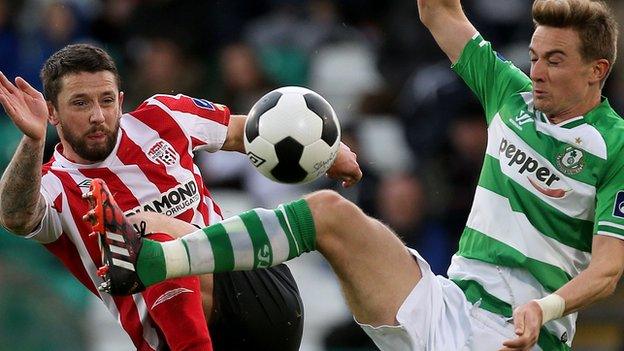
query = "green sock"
xmin=135 ymin=198 xmax=316 ymax=287
xmin=136 ymin=239 xmax=167 ymax=287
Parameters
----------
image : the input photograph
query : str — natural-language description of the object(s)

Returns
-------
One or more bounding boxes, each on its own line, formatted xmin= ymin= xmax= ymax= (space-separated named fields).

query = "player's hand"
xmin=326 ymin=142 xmax=362 ymax=188
xmin=0 ymin=72 xmax=49 ymax=141
xmin=500 ymin=301 xmax=542 ymax=351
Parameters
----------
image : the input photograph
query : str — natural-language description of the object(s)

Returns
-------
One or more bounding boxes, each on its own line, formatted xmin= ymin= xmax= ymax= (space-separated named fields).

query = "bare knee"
xmin=304 ymin=190 xmax=367 ymax=246
xmin=305 ymin=190 xmax=357 ymax=227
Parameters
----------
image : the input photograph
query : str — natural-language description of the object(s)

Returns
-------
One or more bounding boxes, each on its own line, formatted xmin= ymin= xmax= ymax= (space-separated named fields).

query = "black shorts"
xmin=209 ymin=264 xmax=304 ymax=351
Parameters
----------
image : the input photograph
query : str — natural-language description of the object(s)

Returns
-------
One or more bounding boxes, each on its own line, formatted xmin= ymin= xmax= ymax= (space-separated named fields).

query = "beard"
xmin=61 ymin=119 xmax=120 ymax=162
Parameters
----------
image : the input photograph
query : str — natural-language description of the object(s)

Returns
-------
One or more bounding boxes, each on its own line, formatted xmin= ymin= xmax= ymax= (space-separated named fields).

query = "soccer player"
xmin=0 ymin=45 xmax=361 ymax=350
xmin=88 ymin=0 xmax=624 ymax=350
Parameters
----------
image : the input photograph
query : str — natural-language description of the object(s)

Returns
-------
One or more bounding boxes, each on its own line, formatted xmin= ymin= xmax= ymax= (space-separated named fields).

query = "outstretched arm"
xmin=220 ymin=115 xmax=247 ymax=153
xmin=0 ymin=72 xmax=50 ymax=235
xmin=417 ymin=0 xmax=478 ymax=64
xmin=220 ymin=115 xmax=362 ymax=187
xmin=502 ymin=235 xmax=624 ymax=350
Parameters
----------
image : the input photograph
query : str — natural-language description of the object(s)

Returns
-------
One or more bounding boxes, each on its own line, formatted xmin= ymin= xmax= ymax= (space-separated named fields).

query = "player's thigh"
xmin=127 ymin=212 xmax=197 ymax=238
xmin=358 ymin=252 xmax=463 ymax=351
xmin=306 ymin=190 xmax=422 ymax=326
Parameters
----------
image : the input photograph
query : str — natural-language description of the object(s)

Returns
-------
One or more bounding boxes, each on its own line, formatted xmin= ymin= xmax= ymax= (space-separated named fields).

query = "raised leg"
xmin=306 ymin=190 xmax=422 ymax=326
xmin=88 ymin=180 xmax=423 ymax=329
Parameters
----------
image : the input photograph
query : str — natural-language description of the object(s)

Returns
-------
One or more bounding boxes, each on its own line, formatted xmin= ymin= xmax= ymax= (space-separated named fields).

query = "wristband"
xmin=534 ymin=293 xmax=565 ymax=324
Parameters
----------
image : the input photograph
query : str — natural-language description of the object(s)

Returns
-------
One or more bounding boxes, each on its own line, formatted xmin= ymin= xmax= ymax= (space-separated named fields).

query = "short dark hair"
xmin=40 ymin=43 xmax=121 ymax=106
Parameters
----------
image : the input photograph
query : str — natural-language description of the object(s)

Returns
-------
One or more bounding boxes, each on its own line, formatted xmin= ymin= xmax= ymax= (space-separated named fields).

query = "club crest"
xmin=147 ymin=140 xmax=179 ymax=166
xmin=555 ymin=146 xmax=584 ymax=175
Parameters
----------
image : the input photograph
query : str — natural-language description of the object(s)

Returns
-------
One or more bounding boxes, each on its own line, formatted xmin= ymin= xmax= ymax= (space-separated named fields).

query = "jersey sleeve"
xmin=24 ymin=179 xmax=63 ymax=244
xmin=594 ymin=148 xmax=624 ymax=241
xmin=452 ymin=33 xmax=532 ymax=125
xmin=139 ymin=94 xmax=231 ymax=152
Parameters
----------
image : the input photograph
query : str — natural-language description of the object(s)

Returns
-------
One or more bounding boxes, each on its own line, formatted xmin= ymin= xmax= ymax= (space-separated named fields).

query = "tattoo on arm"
xmin=0 ymin=137 xmax=46 ymax=235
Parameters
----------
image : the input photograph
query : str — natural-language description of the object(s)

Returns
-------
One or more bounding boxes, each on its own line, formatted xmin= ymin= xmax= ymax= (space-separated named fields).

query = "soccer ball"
xmin=244 ymin=86 xmax=341 ymax=184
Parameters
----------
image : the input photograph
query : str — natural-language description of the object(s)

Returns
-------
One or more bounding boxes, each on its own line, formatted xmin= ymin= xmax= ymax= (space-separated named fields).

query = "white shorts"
xmin=357 ymin=249 xmax=527 ymax=351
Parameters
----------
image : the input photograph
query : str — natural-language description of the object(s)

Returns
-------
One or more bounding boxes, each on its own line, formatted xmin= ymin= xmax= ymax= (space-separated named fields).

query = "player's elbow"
xmin=1 ymin=219 xmax=32 ymax=236
xmin=0 ymin=212 xmax=40 ymax=236
xmin=417 ymin=5 xmax=435 ymax=28
xmin=418 ymin=2 xmax=459 ymax=28
xmin=601 ymin=267 xmax=623 ymax=298
xmin=605 ymin=280 xmax=618 ymax=296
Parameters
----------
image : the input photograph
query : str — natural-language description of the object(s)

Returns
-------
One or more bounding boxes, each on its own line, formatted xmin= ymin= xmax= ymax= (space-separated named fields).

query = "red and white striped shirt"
xmin=28 ymin=94 xmax=230 ymax=350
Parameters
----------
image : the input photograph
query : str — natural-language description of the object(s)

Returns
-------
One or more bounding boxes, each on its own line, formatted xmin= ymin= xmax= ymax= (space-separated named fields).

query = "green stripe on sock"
xmin=180 ymin=238 xmax=192 ymax=275
xmin=204 ymin=223 xmax=235 ymax=273
xmin=137 ymin=239 xmax=167 ymax=286
xmin=275 ymin=207 xmax=302 ymax=258
xmin=240 ymin=210 xmax=274 ymax=268
xmin=282 ymin=199 xmax=316 ymax=252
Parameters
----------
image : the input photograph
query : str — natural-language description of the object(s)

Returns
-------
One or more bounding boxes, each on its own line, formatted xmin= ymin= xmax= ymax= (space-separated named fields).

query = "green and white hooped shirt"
xmin=448 ymin=33 xmax=624 ymax=350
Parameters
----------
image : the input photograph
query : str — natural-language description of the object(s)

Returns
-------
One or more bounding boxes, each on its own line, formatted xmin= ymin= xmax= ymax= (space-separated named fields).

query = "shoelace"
xmin=132 ymin=220 xmax=147 ymax=237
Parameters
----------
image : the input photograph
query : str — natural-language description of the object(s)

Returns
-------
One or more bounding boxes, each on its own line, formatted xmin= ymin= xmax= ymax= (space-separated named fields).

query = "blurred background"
xmin=0 ymin=0 xmax=623 ymax=350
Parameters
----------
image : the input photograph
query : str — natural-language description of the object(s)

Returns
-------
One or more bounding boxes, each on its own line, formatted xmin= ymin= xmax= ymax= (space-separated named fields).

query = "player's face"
xmin=529 ymin=26 xmax=596 ymax=120
xmin=50 ymin=71 xmax=123 ymax=164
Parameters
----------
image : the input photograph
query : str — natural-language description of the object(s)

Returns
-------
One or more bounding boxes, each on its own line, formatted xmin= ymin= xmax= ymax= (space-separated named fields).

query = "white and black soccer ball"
xmin=244 ymin=86 xmax=341 ymax=184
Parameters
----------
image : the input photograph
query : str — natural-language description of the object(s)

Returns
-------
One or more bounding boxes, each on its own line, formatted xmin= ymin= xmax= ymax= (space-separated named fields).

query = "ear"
xmin=591 ymin=59 xmax=610 ymax=84
xmin=118 ymin=91 xmax=124 ymax=110
xmin=47 ymin=101 xmax=60 ymax=125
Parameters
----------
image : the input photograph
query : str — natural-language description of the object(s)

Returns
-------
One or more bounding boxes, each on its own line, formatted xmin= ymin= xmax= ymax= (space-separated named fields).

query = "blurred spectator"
xmin=377 ymin=173 xmax=452 ymax=274
xmin=90 ymin=0 xmax=135 ymax=47
xmin=468 ymin=0 xmax=532 ymax=45
xmin=196 ymin=40 xmax=310 ymax=209
xmin=356 ymin=115 xmax=415 ymax=175
xmin=398 ymin=61 xmax=473 ymax=163
xmin=244 ymin=1 xmax=311 ymax=86
xmin=246 ymin=0 xmax=367 ymax=87
xmin=309 ymin=40 xmax=384 ymax=124
xmin=218 ymin=42 xmax=276 ymax=112
xmin=125 ymin=37 xmax=204 ymax=108
xmin=19 ymin=0 xmax=93 ymax=87
xmin=89 ymin=0 xmax=137 ymax=70
xmin=128 ymin=1 xmax=270 ymax=58
xmin=0 ymin=0 xmax=623 ymax=349
xmin=424 ymin=99 xmax=487 ymax=237
xmin=377 ymin=0 xmax=444 ymax=89
xmin=0 ymin=0 xmax=20 ymax=80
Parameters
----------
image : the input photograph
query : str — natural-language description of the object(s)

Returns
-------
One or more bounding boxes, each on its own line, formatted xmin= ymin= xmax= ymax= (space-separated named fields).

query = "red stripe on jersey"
xmin=51 ymin=170 xmax=103 ymax=267
xmin=44 ymin=232 xmax=98 ymax=295
xmin=114 ymin=295 xmax=156 ymax=350
xmin=118 ymin=129 xmax=178 ymax=193
xmin=42 ymin=156 xmax=55 ymax=176
xmin=213 ymin=200 xmax=222 ymax=219
xmin=194 ymin=180 xmax=211 ymax=225
xmin=153 ymin=94 xmax=230 ymax=126
xmin=203 ymin=186 xmax=222 ymax=219
xmin=53 ymin=193 xmax=63 ymax=213
xmin=79 ymin=168 xmax=141 ymax=211
xmin=51 ymin=170 xmax=155 ymax=350
xmin=176 ymin=206 xmax=195 ymax=223
xmin=131 ymin=105 xmax=212 ymax=225
xmin=190 ymin=136 xmax=207 ymax=148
